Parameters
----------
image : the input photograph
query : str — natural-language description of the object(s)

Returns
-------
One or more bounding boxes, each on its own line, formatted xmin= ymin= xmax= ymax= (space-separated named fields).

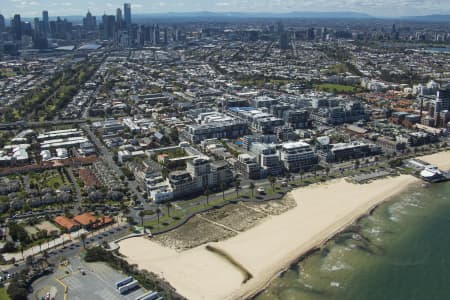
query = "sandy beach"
xmin=119 ymin=174 xmax=419 ymax=300
xmin=418 ymin=150 xmax=450 ymax=171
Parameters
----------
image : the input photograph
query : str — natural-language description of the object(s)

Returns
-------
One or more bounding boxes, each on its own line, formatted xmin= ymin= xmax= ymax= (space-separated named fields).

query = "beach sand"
xmin=418 ymin=150 xmax=450 ymax=171
xmin=119 ymin=174 xmax=419 ymax=300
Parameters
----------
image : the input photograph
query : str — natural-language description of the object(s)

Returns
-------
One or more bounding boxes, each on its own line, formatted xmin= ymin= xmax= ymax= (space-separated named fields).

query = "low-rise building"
xmin=183 ymin=121 xmax=248 ymax=143
xmin=318 ymin=141 xmax=382 ymax=163
xmin=234 ymin=154 xmax=261 ymax=179
xmin=279 ymin=141 xmax=318 ymax=172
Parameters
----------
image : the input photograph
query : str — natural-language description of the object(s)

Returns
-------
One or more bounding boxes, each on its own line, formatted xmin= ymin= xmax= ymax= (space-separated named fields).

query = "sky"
xmin=0 ymin=0 xmax=450 ymax=18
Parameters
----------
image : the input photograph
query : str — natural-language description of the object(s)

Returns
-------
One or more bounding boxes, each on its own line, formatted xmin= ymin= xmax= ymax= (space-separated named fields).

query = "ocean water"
xmin=427 ymin=47 xmax=450 ymax=53
xmin=255 ymin=181 xmax=450 ymax=300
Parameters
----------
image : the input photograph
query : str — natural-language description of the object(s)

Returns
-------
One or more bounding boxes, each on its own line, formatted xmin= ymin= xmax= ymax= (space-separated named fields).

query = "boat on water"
xmin=420 ymin=165 xmax=448 ymax=183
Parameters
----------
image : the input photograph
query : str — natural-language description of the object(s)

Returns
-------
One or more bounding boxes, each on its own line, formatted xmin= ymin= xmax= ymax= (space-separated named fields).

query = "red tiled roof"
xmin=54 ymin=216 xmax=79 ymax=230
xmin=73 ymin=212 xmax=98 ymax=226
xmin=73 ymin=212 xmax=113 ymax=227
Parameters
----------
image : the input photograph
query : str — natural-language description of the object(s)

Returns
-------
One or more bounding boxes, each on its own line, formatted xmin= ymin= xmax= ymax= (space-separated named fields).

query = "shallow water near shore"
xmin=255 ymin=181 xmax=450 ymax=300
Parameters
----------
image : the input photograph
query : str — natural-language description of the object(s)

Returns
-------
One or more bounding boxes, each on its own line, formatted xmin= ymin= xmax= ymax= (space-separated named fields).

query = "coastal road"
xmin=2 ymin=223 xmax=131 ymax=279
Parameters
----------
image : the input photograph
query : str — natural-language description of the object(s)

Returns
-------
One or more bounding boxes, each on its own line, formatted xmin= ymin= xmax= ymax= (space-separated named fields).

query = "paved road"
xmin=67 ymin=167 xmax=83 ymax=210
xmin=82 ymin=124 xmax=143 ymax=203
xmin=3 ymin=223 xmax=131 ymax=279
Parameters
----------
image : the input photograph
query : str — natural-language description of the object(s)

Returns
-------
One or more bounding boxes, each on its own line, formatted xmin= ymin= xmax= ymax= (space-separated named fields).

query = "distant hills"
xmin=401 ymin=14 xmax=450 ymax=22
xmin=134 ymin=11 xmax=373 ymax=19
xmin=26 ymin=11 xmax=450 ymax=23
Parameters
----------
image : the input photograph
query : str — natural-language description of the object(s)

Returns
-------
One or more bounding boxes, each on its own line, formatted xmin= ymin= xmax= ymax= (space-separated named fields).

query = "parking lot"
xmin=31 ymin=256 xmax=150 ymax=300
xmin=62 ymin=261 xmax=148 ymax=300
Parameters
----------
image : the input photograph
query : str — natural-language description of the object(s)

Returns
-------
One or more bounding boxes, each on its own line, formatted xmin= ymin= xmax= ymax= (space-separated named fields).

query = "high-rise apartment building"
xmin=0 ymin=14 xmax=5 ymax=32
xmin=11 ymin=14 xmax=22 ymax=41
xmin=83 ymin=11 xmax=97 ymax=30
xmin=42 ymin=10 xmax=49 ymax=36
xmin=124 ymin=3 xmax=131 ymax=28
xmin=116 ymin=8 xmax=123 ymax=29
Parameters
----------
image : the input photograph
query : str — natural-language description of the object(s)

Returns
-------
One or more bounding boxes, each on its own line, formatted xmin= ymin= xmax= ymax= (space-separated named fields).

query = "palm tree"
xmin=165 ymin=202 xmax=172 ymax=217
xmin=285 ymin=172 xmax=291 ymax=182
xmin=268 ymin=176 xmax=276 ymax=192
xmin=138 ymin=211 xmax=145 ymax=227
xmin=25 ymin=255 xmax=34 ymax=267
xmin=88 ymin=219 xmax=94 ymax=234
xmin=299 ymin=168 xmax=304 ymax=183
xmin=19 ymin=243 xmax=24 ymax=260
xmin=42 ymin=250 xmax=49 ymax=261
xmin=234 ymin=179 xmax=241 ymax=200
xmin=221 ymin=182 xmax=226 ymax=201
xmin=156 ymin=207 xmax=162 ymax=224
xmin=313 ymin=165 xmax=319 ymax=177
xmin=204 ymin=187 xmax=211 ymax=206
xmin=325 ymin=166 xmax=330 ymax=178
xmin=249 ymin=182 xmax=255 ymax=200
xmin=80 ymin=233 xmax=87 ymax=249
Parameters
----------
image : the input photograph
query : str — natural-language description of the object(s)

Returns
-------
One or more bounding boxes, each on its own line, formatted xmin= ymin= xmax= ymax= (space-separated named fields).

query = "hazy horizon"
xmin=1 ymin=0 xmax=450 ymax=19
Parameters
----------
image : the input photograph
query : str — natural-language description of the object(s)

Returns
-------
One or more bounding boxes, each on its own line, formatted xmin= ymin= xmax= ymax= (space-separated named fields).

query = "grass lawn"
xmin=0 ymin=288 xmax=10 ymax=300
xmin=46 ymin=173 xmax=65 ymax=189
xmin=0 ymin=69 xmax=16 ymax=78
xmin=143 ymin=208 xmax=185 ymax=230
xmin=316 ymin=83 xmax=358 ymax=93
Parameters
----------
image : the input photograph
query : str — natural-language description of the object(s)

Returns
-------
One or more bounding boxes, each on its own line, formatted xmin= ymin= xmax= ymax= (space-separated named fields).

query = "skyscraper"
xmin=280 ymin=32 xmax=290 ymax=50
xmin=124 ymin=3 xmax=131 ymax=28
xmin=83 ymin=11 xmax=96 ymax=30
xmin=42 ymin=10 xmax=49 ymax=36
xmin=0 ymin=14 xmax=5 ymax=32
xmin=11 ymin=14 xmax=22 ymax=41
xmin=33 ymin=17 xmax=41 ymax=36
xmin=116 ymin=8 xmax=123 ymax=29
xmin=102 ymin=14 xmax=116 ymax=40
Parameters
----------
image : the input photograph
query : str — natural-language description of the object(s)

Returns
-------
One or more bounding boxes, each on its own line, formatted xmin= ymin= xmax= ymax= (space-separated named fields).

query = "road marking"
xmin=55 ymin=276 xmax=68 ymax=300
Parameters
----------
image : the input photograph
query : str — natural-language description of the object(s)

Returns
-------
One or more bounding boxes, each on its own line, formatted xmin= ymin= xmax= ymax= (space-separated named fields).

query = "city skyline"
xmin=1 ymin=0 xmax=450 ymax=19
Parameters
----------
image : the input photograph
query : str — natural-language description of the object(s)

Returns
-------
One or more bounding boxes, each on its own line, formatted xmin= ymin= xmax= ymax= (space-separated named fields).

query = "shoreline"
xmin=242 ymin=150 xmax=450 ymax=300
xmin=119 ymin=175 xmax=419 ymax=300
xmin=243 ymin=178 xmax=418 ymax=300
xmin=118 ymin=151 xmax=450 ymax=300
